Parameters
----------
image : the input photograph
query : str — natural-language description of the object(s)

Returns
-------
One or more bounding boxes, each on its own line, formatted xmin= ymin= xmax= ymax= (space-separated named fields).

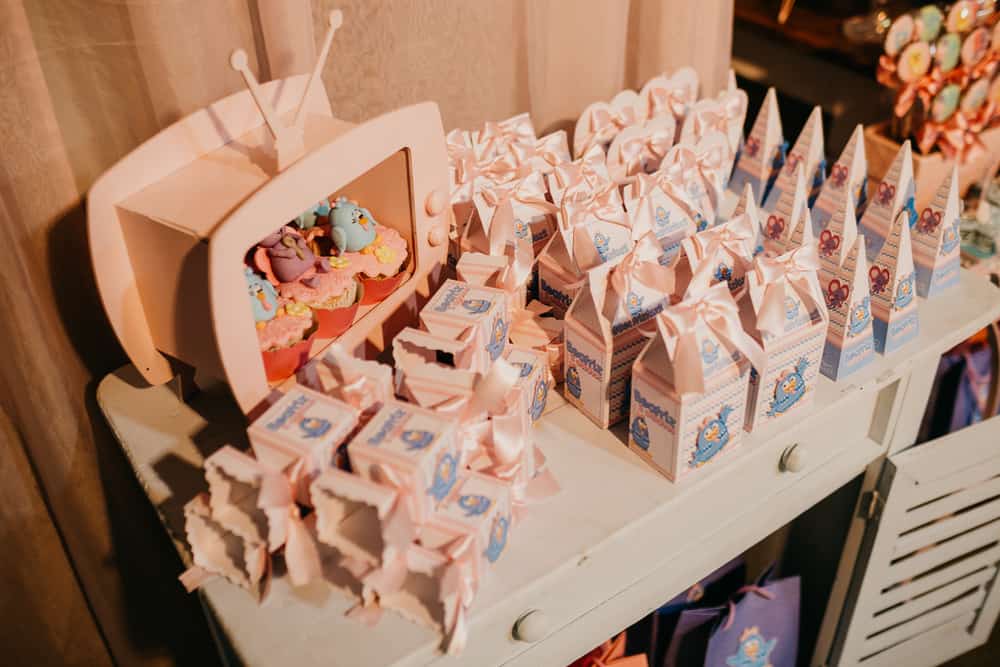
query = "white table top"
xmin=98 ymin=270 xmax=1000 ymax=667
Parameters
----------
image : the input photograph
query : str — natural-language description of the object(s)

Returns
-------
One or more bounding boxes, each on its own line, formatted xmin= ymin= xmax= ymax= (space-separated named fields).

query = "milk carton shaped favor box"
xmin=563 ymin=234 xmax=674 ymax=428
xmin=419 ymin=279 xmax=510 ymax=373
xmin=741 ymin=247 xmax=829 ymax=432
xmin=628 ymin=280 xmax=764 ymax=482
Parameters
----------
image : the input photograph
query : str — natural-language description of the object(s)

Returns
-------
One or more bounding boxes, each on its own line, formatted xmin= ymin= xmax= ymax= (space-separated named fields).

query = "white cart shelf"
xmin=97 ymin=270 xmax=1000 ymax=667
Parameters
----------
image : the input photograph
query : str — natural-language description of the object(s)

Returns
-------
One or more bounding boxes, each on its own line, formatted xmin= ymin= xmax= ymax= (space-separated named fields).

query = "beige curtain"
xmin=0 ymin=1 xmax=731 ymax=664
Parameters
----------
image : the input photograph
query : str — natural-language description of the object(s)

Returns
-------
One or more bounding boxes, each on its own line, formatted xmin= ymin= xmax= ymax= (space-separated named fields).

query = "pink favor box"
xmin=247 ymin=386 xmax=359 ymax=474
xmin=503 ymin=346 xmax=550 ymax=423
xmin=628 ymin=331 xmax=751 ymax=482
xmin=348 ymin=400 xmax=461 ymax=524
xmin=419 ymin=470 xmax=513 ymax=582
xmin=420 ymin=279 xmax=510 ymax=372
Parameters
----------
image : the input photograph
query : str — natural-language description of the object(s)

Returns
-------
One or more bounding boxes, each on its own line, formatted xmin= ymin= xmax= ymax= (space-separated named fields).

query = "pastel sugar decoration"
xmin=503 ymin=346 xmax=550 ymax=422
xmin=741 ymin=247 xmax=829 ymax=432
xmin=763 ymin=106 xmax=824 ymax=214
xmin=537 ymin=201 xmax=631 ymax=317
xmin=817 ymin=197 xmax=876 ymax=380
xmin=867 ymin=207 xmax=920 ymax=354
xmin=347 ymin=400 xmax=461 ymax=524
xmin=811 ymin=125 xmax=868 ymax=236
xmin=328 ymin=197 xmax=379 ymax=253
xmin=859 ymin=141 xmax=915 ymax=260
xmin=628 ymin=281 xmax=763 ymax=482
xmin=419 ymin=471 xmax=513 ymax=584
xmin=623 ymin=173 xmax=698 ymax=266
xmin=246 ymin=267 xmax=279 ymax=322
xmin=563 ymin=234 xmax=675 ymax=428
xmin=913 ymin=166 xmax=961 ymax=297
xmin=936 ymin=33 xmax=962 ymax=72
xmin=420 ymin=279 xmax=510 ymax=372
xmin=246 ymin=386 xmax=359 ymax=479
xmin=729 ymin=87 xmax=784 ymax=204
xmin=898 ymin=42 xmax=932 ymax=82
xmin=885 ymin=13 xmax=915 ymax=56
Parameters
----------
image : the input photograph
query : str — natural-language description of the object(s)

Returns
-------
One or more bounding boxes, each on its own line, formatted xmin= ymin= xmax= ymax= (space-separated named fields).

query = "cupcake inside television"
xmin=88 ymin=9 xmax=451 ymax=414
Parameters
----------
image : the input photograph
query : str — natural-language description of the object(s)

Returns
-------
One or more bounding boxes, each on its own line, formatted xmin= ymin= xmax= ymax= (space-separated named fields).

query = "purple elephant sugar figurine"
xmin=255 ymin=226 xmax=330 ymax=284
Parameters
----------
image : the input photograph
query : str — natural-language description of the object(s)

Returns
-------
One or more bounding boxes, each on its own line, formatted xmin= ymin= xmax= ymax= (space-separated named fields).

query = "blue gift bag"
xmin=665 ymin=570 xmax=800 ymax=667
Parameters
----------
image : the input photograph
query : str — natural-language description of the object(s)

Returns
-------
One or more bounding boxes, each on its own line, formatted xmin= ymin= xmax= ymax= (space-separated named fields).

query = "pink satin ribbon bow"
xmin=606 ymin=233 xmax=676 ymax=313
xmin=577 ymin=103 xmax=641 ymax=155
xmin=614 ymin=127 xmax=674 ymax=178
xmin=658 ymin=281 xmax=766 ymax=394
xmin=752 ymin=245 xmax=825 ymax=337
xmin=646 ymin=75 xmax=697 ymax=121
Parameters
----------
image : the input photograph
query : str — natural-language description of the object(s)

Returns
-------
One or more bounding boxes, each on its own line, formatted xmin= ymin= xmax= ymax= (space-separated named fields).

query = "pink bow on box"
xmin=509 ymin=300 xmax=565 ymax=382
xmin=690 ymin=132 xmax=730 ymax=219
xmin=690 ymin=212 xmax=756 ymax=265
xmin=602 ymin=233 xmax=676 ymax=322
xmin=608 ymin=120 xmax=675 ymax=183
xmin=552 ymin=144 xmax=614 ymax=196
xmin=657 ymin=281 xmax=766 ymax=395
xmin=298 ymin=346 xmax=393 ymax=416
xmin=501 ymin=131 xmax=571 ymax=176
xmin=751 ymin=245 xmax=827 ymax=337
xmin=575 ymin=102 xmax=642 ymax=157
xmin=641 ymin=67 xmax=699 ymax=123
xmin=472 ymin=112 xmax=537 ymax=162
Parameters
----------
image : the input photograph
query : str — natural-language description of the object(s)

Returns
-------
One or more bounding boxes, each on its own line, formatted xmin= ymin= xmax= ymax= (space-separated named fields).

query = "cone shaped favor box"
xmin=763 ymin=106 xmax=824 ymax=213
xmin=817 ymin=196 xmax=876 ymax=380
xmin=760 ymin=167 xmax=810 ymax=257
xmin=728 ymin=88 xmax=783 ymax=204
xmin=867 ymin=208 xmax=919 ymax=355
xmin=913 ymin=166 xmax=961 ymax=298
xmin=811 ymin=124 xmax=867 ymax=236
xmin=858 ymin=140 xmax=914 ymax=261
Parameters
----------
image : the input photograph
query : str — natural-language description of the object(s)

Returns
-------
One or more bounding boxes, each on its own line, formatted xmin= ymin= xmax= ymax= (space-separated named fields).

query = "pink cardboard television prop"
xmin=87 ymin=11 xmax=450 ymax=414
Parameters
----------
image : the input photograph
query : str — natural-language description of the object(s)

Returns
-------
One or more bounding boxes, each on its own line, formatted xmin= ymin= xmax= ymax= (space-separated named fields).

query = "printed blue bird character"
xmin=462 ymin=298 xmax=491 ymax=314
xmin=329 ymin=197 xmax=378 ymax=253
xmin=654 ymin=205 xmax=670 ymax=230
xmin=784 ymin=296 xmax=800 ymax=321
xmin=630 ymin=415 xmax=650 ymax=450
xmin=894 ymin=273 xmax=915 ymax=310
xmin=427 ymin=452 xmax=459 ymax=503
xmin=848 ymin=296 xmax=871 ymax=337
xmin=690 ymin=405 xmax=734 ymax=467
xmin=513 ymin=361 xmax=534 ymax=378
xmin=714 ymin=263 xmax=733 ymax=284
xmin=768 ymin=358 xmax=809 ymax=416
xmin=941 ymin=221 xmax=960 ymax=253
xmin=701 ymin=338 xmax=720 ymax=365
xmin=299 ymin=417 xmax=331 ymax=439
xmin=513 ymin=219 xmax=530 ymax=239
xmin=626 ymin=291 xmax=644 ymax=318
xmin=726 ymin=626 xmax=777 ymax=667
xmin=295 ymin=199 xmax=331 ymax=229
xmin=695 ymin=212 xmax=709 ymax=232
xmin=401 ymin=429 xmax=434 ymax=451
xmin=594 ymin=232 xmax=611 ymax=261
xmin=457 ymin=494 xmax=491 ymax=517
xmin=246 ymin=268 xmax=278 ymax=323
xmin=566 ymin=367 xmax=582 ymax=398
xmin=530 ymin=379 xmax=548 ymax=421
xmin=486 ymin=315 xmax=508 ymax=361
xmin=484 ymin=515 xmax=509 ymax=563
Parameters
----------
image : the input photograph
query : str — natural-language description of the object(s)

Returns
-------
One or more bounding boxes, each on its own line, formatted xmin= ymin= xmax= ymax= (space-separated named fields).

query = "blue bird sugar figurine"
xmin=329 ymin=197 xmax=378 ymax=253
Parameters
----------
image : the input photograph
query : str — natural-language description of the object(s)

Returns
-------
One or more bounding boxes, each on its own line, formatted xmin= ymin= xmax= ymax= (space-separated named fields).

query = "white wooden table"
xmin=97 ymin=271 xmax=1000 ymax=667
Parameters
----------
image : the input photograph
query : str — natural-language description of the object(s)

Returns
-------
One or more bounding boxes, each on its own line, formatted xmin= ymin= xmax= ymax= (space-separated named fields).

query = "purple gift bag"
xmin=627 ymin=558 xmax=746 ymax=665
xmin=665 ymin=571 xmax=800 ymax=667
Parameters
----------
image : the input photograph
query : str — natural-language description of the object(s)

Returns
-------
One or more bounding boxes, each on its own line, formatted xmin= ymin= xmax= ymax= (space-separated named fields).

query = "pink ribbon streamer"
xmin=657 ymin=281 xmax=766 ymax=394
xmin=752 ymin=245 xmax=826 ymax=337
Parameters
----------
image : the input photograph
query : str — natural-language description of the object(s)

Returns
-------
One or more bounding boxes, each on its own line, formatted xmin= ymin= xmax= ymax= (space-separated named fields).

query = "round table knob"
xmin=780 ymin=444 xmax=805 ymax=473
xmin=427 ymin=225 xmax=447 ymax=247
xmin=425 ymin=189 xmax=447 ymax=216
xmin=513 ymin=609 xmax=549 ymax=643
